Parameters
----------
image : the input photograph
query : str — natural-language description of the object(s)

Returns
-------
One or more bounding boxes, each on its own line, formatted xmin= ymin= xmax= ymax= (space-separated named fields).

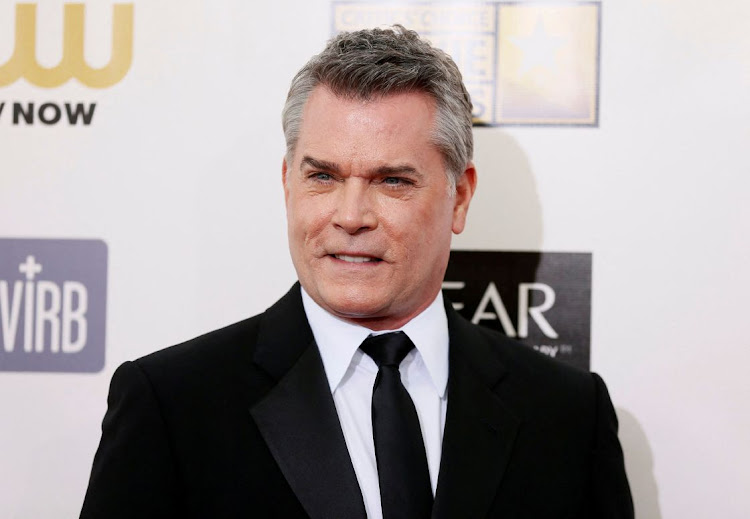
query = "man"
xmin=81 ymin=26 xmax=633 ymax=518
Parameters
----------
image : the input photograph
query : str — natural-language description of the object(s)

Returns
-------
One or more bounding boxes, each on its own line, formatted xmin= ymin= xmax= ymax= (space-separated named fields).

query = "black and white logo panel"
xmin=444 ymin=250 xmax=591 ymax=370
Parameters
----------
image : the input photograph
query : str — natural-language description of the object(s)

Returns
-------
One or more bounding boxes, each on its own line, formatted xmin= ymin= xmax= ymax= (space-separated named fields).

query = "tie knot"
xmin=360 ymin=331 xmax=415 ymax=368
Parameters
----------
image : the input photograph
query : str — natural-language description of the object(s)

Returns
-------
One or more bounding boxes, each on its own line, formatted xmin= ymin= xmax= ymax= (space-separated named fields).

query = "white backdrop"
xmin=1 ymin=1 xmax=748 ymax=517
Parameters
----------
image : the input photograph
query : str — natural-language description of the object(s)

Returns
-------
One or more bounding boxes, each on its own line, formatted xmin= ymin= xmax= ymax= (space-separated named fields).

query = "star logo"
xmin=510 ymin=19 xmax=566 ymax=76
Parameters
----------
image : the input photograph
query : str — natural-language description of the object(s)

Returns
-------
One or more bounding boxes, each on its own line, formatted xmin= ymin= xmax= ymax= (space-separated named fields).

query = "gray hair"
xmin=282 ymin=25 xmax=473 ymax=193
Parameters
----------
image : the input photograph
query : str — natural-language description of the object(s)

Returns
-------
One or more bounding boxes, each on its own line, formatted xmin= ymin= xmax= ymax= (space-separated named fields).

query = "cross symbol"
xmin=19 ymin=255 xmax=42 ymax=280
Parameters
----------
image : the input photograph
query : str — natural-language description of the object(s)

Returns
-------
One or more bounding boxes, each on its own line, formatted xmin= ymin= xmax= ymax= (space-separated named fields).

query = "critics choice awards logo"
xmin=333 ymin=1 xmax=601 ymax=126
xmin=0 ymin=239 xmax=107 ymax=373
xmin=444 ymin=251 xmax=592 ymax=370
xmin=0 ymin=3 xmax=134 ymax=126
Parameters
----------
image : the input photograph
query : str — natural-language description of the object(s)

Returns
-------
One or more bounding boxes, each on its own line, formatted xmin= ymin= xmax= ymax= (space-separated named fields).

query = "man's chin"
xmin=314 ymin=286 xmax=392 ymax=321
xmin=322 ymin=297 xmax=387 ymax=321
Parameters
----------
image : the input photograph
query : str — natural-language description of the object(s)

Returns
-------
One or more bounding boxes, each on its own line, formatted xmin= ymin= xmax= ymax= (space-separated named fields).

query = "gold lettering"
xmin=0 ymin=3 xmax=134 ymax=88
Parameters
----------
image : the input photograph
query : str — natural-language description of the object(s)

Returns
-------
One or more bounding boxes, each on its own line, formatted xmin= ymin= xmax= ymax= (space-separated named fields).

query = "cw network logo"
xmin=0 ymin=3 xmax=134 ymax=126
xmin=0 ymin=3 xmax=134 ymax=88
xmin=0 ymin=239 xmax=107 ymax=373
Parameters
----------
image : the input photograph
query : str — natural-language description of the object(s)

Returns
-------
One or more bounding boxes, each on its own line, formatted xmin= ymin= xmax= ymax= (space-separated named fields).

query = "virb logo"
xmin=0 ymin=3 xmax=134 ymax=88
xmin=2 ymin=255 xmax=88 ymax=353
xmin=0 ymin=239 xmax=107 ymax=373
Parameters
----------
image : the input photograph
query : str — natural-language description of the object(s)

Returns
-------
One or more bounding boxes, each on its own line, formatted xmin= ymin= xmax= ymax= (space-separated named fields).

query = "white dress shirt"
xmin=301 ymin=288 xmax=449 ymax=519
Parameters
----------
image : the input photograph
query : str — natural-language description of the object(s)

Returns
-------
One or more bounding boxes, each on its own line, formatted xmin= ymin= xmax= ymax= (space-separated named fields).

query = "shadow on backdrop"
xmin=617 ymin=408 xmax=662 ymax=519
xmin=447 ymin=128 xmax=544 ymax=330
xmin=455 ymin=128 xmax=544 ymax=252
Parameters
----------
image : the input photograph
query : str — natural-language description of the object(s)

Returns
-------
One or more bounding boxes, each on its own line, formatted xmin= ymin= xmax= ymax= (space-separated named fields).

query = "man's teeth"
xmin=334 ymin=254 xmax=378 ymax=263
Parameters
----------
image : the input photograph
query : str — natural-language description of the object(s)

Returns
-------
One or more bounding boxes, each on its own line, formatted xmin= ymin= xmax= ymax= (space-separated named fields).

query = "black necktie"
xmin=360 ymin=331 xmax=433 ymax=519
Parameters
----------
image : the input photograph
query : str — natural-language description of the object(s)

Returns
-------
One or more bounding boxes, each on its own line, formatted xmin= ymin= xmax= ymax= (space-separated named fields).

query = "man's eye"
xmin=311 ymin=172 xmax=332 ymax=182
xmin=383 ymin=177 xmax=409 ymax=186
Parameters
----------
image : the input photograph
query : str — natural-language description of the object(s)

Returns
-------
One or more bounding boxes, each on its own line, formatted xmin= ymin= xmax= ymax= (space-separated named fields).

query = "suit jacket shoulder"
xmin=81 ymin=285 xmax=316 ymax=519
xmin=441 ymin=304 xmax=633 ymax=518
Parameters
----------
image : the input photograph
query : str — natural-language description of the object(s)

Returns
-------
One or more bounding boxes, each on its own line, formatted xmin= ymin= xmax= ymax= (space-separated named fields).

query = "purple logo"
xmin=0 ymin=239 xmax=107 ymax=372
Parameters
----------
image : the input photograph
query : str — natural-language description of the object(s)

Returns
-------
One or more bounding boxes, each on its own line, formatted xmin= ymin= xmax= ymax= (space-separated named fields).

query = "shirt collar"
xmin=301 ymin=287 xmax=449 ymax=398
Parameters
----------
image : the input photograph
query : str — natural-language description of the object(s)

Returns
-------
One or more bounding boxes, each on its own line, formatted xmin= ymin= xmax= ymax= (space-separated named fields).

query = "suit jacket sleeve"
xmin=589 ymin=372 xmax=634 ymax=519
xmin=80 ymin=361 xmax=183 ymax=519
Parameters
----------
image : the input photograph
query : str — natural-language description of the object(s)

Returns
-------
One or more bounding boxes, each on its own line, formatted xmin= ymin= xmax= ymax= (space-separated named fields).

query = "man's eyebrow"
xmin=300 ymin=156 xmax=340 ymax=173
xmin=370 ymin=164 xmax=421 ymax=178
xmin=300 ymin=156 xmax=422 ymax=178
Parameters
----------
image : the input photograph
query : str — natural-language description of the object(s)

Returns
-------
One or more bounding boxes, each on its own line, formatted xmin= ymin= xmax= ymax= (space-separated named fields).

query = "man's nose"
xmin=331 ymin=181 xmax=377 ymax=234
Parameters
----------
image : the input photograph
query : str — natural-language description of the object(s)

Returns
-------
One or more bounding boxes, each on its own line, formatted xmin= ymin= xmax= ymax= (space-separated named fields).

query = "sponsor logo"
xmin=333 ymin=1 xmax=600 ymax=126
xmin=0 ymin=3 xmax=134 ymax=126
xmin=0 ymin=101 xmax=95 ymax=125
xmin=0 ymin=239 xmax=107 ymax=373
xmin=0 ymin=3 xmax=134 ymax=88
xmin=444 ymin=251 xmax=591 ymax=370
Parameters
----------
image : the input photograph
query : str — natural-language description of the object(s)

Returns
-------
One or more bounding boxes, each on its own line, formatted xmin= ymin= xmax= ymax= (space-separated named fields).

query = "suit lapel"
xmin=249 ymin=285 xmax=366 ymax=519
xmin=432 ymin=304 xmax=521 ymax=519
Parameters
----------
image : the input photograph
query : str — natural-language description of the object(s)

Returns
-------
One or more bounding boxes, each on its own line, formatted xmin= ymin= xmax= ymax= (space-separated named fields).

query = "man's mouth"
xmin=331 ymin=254 xmax=382 ymax=263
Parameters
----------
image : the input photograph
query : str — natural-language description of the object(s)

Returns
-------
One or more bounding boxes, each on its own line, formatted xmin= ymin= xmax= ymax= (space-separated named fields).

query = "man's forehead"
xmin=284 ymin=86 xmax=447 ymax=180
xmin=295 ymin=87 xmax=437 ymax=150
xmin=301 ymin=85 xmax=436 ymax=123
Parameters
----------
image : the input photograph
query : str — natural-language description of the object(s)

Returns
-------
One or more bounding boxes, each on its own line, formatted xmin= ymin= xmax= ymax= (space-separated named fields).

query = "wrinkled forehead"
xmin=292 ymin=85 xmax=441 ymax=162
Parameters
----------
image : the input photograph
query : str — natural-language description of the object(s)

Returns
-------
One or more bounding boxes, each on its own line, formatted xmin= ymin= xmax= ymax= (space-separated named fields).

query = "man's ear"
xmin=451 ymin=162 xmax=477 ymax=234
xmin=282 ymin=157 xmax=290 ymax=204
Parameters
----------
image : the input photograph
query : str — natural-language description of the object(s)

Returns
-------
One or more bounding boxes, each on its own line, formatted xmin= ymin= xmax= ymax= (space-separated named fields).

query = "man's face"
xmin=283 ymin=86 xmax=476 ymax=330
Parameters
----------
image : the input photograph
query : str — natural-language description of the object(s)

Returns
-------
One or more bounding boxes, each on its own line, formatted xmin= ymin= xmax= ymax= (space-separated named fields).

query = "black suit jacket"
xmin=81 ymin=284 xmax=633 ymax=518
